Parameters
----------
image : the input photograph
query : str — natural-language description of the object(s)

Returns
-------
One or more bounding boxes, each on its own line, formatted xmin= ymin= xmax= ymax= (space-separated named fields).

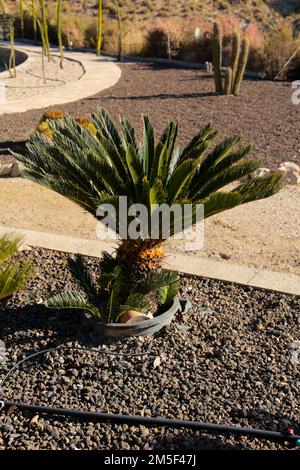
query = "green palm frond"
xmin=158 ymin=279 xmax=179 ymax=309
xmin=178 ymin=123 xmax=217 ymax=163
xmin=118 ymin=293 xmax=151 ymax=321
xmin=135 ymin=270 xmax=178 ymax=295
xmin=68 ymin=255 xmax=99 ymax=306
xmin=120 ymin=116 xmax=139 ymax=155
xmin=235 ymin=173 xmax=283 ymax=203
xmin=141 ymin=115 xmax=155 ymax=176
xmin=0 ymin=233 xmax=33 ymax=301
xmin=190 ymin=160 xmax=261 ymax=200
xmin=0 ymin=233 xmax=25 ymax=264
xmin=46 ymin=290 xmax=102 ymax=319
xmin=198 ymin=191 xmax=243 ymax=218
xmin=13 ymin=107 xmax=282 ymax=252
xmin=0 ymin=261 xmax=33 ymax=301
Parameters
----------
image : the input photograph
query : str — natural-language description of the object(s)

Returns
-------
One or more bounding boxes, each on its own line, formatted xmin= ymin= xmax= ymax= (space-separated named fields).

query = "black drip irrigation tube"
xmin=0 ymin=344 xmax=300 ymax=448
xmin=0 ymin=400 xmax=300 ymax=447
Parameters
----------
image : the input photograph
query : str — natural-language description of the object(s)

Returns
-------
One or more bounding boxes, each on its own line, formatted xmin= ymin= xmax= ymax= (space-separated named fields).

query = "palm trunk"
xmin=116 ymin=239 xmax=165 ymax=278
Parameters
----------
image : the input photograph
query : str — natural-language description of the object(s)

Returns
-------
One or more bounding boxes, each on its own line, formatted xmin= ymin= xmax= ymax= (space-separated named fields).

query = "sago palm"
xmin=0 ymin=233 xmax=33 ymax=301
xmin=14 ymin=108 xmax=282 ymax=277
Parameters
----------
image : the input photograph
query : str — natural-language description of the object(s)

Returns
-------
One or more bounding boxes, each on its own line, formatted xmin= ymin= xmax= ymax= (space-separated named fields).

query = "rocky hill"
xmin=3 ymin=1 xmax=300 ymax=28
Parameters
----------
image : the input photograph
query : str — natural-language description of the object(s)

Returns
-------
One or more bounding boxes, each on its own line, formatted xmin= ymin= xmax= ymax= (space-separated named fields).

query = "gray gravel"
xmin=0 ymin=248 xmax=299 ymax=450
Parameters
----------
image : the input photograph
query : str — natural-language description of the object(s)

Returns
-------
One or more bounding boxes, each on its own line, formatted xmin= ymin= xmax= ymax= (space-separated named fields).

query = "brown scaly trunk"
xmin=116 ymin=239 xmax=165 ymax=279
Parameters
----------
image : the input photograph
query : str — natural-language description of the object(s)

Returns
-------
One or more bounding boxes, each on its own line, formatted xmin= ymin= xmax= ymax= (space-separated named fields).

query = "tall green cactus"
xmin=0 ymin=0 xmax=7 ymax=40
xmin=224 ymin=67 xmax=232 ymax=96
xmin=230 ymin=31 xmax=240 ymax=83
xmin=37 ymin=19 xmax=46 ymax=84
xmin=57 ymin=0 xmax=64 ymax=68
xmin=9 ymin=24 xmax=16 ymax=78
xmin=96 ymin=0 xmax=103 ymax=56
xmin=212 ymin=22 xmax=223 ymax=94
xmin=20 ymin=0 xmax=24 ymax=38
xmin=212 ymin=22 xmax=249 ymax=96
xmin=115 ymin=0 xmax=123 ymax=61
xmin=232 ymin=38 xmax=249 ymax=95
xmin=31 ymin=0 xmax=37 ymax=41
xmin=40 ymin=0 xmax=50 ymax=61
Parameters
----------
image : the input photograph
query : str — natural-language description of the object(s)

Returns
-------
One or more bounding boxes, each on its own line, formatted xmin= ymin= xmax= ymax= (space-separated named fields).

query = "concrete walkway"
xmin=0 ymin=42 xmax=121 ymax=114
xmin=1 ymin=225 xmax=299 ymax=296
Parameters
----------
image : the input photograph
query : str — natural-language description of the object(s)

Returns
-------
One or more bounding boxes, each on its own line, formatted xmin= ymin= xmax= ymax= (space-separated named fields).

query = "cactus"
xmin=224 ymin=67 xmax=232 ymax=95
xmin=9 ymin=24 xmax=16 ymax=78
xmin=212 ymin=22 xmax=223 ymax=94
xmin=40 ymin=0 xmax=50 ymax=61
xmin=31 ymin=0 xmax=37 ymax=41
xmin=212 ymin=22 xmax=249 ymax=96
xmin=230 ymin=31 xmax=241 ymax=84
xmin=232 ymin=38 xmax=249 ymax=95
xmin=96 ymin=0 xmax=103 ymax=56
xmin=0 ymin=0 xmax=7 ymax=41
xmin=20 ymin=0 xmax=24 ymax=38
xmin=57 ymin=0 xmax=64 ymax=69
xmin=115 ymin=0 xmax=123 ymax=61
xmin=37 ymin=19 xmax=46 ymax=84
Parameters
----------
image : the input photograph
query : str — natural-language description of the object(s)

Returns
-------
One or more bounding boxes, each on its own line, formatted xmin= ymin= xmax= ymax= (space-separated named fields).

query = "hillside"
xmin=3 ymin=0 xmax=300 ymax=28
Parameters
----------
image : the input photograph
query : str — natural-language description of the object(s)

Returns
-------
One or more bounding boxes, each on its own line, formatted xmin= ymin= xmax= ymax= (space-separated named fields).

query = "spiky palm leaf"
xmin=0 ymin=233 xmax=33 ymax=301
xmin=46 ymin=291 xmax=101 ymax=318
xmin=14 ymin=108 xmax=282 ymax=274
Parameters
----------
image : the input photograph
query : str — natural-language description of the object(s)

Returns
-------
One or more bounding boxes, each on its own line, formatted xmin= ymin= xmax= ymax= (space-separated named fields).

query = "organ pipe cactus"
xmin=96 ymin=0 xmax=103 ymax=56
xmin=0 ymin=0 xmax=7 ymax=40
xmin=37 ymin=19 xmax=47 ymax=84
xmin=224 ymin=66 xmax=232 ymax=96
xmin=230 ymin=31 xmax=240 ymax=82
xmin=212 ymin=22 xmax=223 ymax=93
xmin=57 ymin=0 xmax=64 ymax=68
xmin=20 ymin=0 xmax=24 ymax=38
xmin=9 ymin=25 xmax=16 ymax=78
xmin=40 ymin=0 xmax=50 ymax=61
xmin=31 ymin=0 xmax=37 ymax=41
xmin=232 ymin=38 xmax=250 ymax=95
xmin=115 ymin=0 xmax=123 ymax=61
xmin=212 ymin=23 xmax=249 ymax=96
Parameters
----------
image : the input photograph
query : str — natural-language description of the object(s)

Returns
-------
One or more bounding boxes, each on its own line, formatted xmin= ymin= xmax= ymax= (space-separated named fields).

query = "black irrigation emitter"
xmin=0 ymin=343 xmax=299 ymax=448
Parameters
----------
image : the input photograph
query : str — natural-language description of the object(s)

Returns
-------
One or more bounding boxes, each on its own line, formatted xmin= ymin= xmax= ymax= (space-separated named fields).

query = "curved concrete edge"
xmin=0 ymin=225 xmax=299 ymax=296
xmin=0 ymin=42 xmax=121 ymax=115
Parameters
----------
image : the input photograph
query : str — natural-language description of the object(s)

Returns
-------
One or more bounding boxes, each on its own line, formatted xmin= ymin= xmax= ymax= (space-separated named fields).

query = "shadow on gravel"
xmin=152 ymin=434 xmax=242 ymax=450
xmin=0 ymin=303 xmax=153 ymax=349
xmin=0 ymin=304 xmax=89 ymax=342
xmin=242 ymin=409 xmax=300 ymax=434
xmin=87 ymin=91 xmax=216 ymax=101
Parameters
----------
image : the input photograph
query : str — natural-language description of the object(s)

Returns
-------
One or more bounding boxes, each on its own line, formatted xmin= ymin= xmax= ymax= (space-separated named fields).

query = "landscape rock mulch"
xmin=0 ymin=63 xmax=299 ymax=170
xmin=0 ymin=248 xmax=299 ymax=450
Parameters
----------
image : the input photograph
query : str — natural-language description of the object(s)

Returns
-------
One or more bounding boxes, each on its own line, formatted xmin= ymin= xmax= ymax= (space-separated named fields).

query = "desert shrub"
xmin=262 ymin=25 xmax=298 ymax=78
xmin=142 ymin=19 xmax=183 ymax=58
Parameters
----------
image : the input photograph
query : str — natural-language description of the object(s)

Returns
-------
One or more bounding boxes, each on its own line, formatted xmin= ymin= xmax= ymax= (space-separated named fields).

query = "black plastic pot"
xmin=83 ymin=297 xmax=189 ymax=338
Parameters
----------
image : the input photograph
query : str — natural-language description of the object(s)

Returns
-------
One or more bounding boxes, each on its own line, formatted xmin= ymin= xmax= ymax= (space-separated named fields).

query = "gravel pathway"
xmin=1 ymin=63 xmax=299 ymax=170
xmin=0 ymin=248 xmax=299 ymax=450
